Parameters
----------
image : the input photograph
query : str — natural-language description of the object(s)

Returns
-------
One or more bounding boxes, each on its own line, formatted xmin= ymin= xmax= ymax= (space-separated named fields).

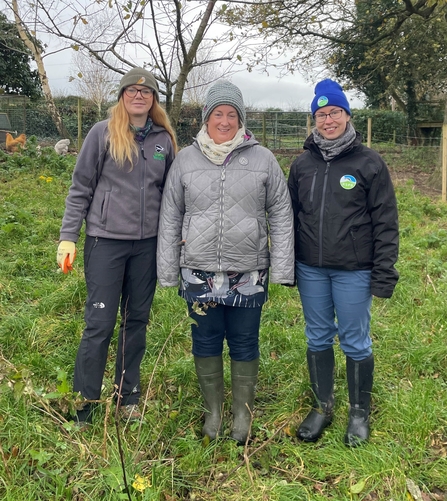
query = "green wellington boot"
xmin=230 ymin=358 xmax=259 ymax=445
xmin=194 ymin=356 xmax=225 ymax=439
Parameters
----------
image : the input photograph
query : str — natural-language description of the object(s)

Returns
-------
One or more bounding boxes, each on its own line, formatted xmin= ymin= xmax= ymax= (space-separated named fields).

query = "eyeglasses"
xmin=124 ymin=87 xmax=153 ymax=98
xmin=314 ymin=109 xmax=343 ymax=122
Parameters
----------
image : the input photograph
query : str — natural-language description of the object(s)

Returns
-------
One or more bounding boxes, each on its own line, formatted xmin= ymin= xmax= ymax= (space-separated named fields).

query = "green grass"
xmin=0 ymin=142 xmax=446 ymax=500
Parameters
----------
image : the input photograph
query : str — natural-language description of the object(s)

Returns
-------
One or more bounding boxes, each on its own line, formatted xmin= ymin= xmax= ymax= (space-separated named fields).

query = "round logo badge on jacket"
xmin=340 ymin=175 xmax=357 ymax=190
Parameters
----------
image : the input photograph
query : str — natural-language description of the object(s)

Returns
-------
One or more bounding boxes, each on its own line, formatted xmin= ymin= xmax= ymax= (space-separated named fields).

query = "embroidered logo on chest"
xmin=153 ymin=144 xmax=165 ymax=160
xmin=340 ymin=175 xmax=357 ymax=190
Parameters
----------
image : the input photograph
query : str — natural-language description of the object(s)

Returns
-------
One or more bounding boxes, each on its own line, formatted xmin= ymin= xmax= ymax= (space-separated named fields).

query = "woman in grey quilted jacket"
xmin=157 ymin=81 xmax=294 ymax=444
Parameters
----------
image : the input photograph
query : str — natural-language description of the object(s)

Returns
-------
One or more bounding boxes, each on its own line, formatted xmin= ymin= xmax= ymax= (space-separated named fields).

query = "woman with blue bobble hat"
xmin=157 ymin=80 xmax=294 ymax=444
xmin=288 ymin=79 xmax=399 ymax=446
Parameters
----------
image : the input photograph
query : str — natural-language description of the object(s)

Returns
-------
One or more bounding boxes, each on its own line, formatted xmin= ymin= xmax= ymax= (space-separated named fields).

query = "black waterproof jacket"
xmin=288 ymin=132 xmax=399 ymax=298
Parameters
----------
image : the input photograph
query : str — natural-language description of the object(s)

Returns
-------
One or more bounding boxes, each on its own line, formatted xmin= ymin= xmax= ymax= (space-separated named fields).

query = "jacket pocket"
xmin=349 ymin=226 xmax=359 ymax=261
xmin=349 ymin=225 xmax=374 ymax=266
xmin=257 ymin=220 xmax=269 ymax=261
xmin=100 ymin=191 xmax=111 ymax=225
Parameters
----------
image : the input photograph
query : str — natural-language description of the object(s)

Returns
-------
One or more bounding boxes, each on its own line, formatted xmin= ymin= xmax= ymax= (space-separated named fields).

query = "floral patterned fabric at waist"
xmin=179 ymin=267 xmax=269 ymax=307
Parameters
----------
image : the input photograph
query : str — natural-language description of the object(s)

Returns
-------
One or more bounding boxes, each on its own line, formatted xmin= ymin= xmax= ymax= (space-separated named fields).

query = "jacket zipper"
xmin=318 ymin=162 xmax=330 ymax=267
xmin=217 ymin=153 xmax=234 ymax=271
xmin=218 ymin=167 xmax=226 ymax=271
xmin=140 ymin=143 xmax=146 ymax=239
xmin=309 ymin=167 xmax=318 ymax=203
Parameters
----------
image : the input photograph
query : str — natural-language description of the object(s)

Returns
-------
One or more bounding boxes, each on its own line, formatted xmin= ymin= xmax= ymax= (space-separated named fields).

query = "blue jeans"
xmin=187 ymin=303 xmax=262 ymax=361
xmin=296 ymin=261 xmax=372 ymax=360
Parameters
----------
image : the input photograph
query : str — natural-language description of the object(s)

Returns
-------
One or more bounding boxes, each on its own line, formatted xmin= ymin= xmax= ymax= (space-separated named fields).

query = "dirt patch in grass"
xmin=391 ymin=168 xmax=442 ymax=199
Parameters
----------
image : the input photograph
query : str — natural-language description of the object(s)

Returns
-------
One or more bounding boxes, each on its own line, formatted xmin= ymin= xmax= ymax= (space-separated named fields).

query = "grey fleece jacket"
xmin=157 ymin=133 xmax=295 ymax=286
xmin=59 ymin=119 xmax=174 ymax=242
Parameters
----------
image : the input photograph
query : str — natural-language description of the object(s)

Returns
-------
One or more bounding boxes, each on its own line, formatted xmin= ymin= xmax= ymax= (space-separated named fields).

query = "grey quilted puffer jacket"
xmin=157 ymin=133 xmax=295 ymax=286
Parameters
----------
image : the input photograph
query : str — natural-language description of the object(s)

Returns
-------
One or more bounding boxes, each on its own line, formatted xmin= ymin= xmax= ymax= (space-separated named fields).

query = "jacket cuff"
xmin=59 ymin=232 xmax=79 ymax=243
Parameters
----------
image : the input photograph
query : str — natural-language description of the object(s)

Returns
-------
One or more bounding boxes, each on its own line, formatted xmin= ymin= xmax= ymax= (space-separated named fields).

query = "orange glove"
xmin=57 ymin=241 xmax=76 ymax=273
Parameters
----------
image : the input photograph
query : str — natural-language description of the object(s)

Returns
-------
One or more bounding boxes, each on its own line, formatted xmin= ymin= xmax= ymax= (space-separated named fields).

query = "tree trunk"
xmin=169 ymin=0 xmax=217 ymax=126
xmin=405 ymin=79 xmax=419 ymax=145
xmin=12 ymin=0 xmax=71 ymax=140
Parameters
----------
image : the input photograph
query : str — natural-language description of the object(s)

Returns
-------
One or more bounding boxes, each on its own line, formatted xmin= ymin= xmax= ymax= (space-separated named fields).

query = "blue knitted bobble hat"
xmin=202 ymin=80 xmax=246 ymax=124
xmin=311 ymin=79 xmax=351 ymax=116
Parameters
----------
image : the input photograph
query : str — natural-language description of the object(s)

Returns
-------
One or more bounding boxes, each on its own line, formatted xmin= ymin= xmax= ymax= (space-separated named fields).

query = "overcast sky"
xmin=44 ymin=51 xmax=365 ymax=111
xmin=232 ymin=73 xmax=365 ymax=111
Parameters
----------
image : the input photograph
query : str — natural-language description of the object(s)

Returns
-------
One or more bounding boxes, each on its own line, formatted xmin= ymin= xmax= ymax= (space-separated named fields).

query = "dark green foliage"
xmin=328 ymin=0 xmax=447 ymax=131
xmin=176 ymin=104 xmax=202 ymax=147
xmin=353 ymin=109 xmax=408 ymax=143
xmin=0 ymin=13 xmax=42 ymax=100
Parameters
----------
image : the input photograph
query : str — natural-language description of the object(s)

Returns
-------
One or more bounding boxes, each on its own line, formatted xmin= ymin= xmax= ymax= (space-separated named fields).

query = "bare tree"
xmin=4 ymin=0 xmax=252 ymax=126
xmin=181 ymin=43 xmax=225 ymax=106
xmin=9 ymin=0 xmax=71 ymax=138
xmin=71 ymin=53 xmax=118 ymax=118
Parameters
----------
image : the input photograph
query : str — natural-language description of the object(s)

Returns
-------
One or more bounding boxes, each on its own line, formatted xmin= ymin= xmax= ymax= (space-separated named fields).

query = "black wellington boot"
xmin=297 ymin=348 xmax=335 ymax=442
xmin=230 ymin=358 xmax=259 ymax=445
xmin=194 ymin=356 xmax=225 ymax=439
xmin=344 ymin=353 xmax=374 ymax=447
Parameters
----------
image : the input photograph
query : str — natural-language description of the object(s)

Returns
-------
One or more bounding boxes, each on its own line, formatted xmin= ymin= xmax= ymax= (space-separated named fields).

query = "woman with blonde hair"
xmin=57 ymin=67 xmax=176 ymax=428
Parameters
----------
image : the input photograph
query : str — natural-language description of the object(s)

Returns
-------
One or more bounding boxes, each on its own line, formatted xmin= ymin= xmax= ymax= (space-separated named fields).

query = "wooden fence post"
xmin=367 ymin=117 xmax=372 ymax=148
xmin=442 ymin=124 xmax=447 ymax=202
xmin=77 ymin=97 xmax=82 ymax=151
xmin=307 ymin=114 xmax=311 ymax=137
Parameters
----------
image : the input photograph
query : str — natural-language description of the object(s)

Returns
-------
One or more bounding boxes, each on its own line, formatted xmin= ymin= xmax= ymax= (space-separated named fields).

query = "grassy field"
xmin=0 ymin=139 xmax=446 ymax=500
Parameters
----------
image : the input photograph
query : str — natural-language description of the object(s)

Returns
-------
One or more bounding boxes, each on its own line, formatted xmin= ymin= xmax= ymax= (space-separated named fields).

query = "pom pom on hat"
xmin=311 ymin=79 xmax=351 ymax=116
xmin=202 ymin=81 xmax=246 ymax=124
xmin=118 ymin=68 xmax=159 ymax=102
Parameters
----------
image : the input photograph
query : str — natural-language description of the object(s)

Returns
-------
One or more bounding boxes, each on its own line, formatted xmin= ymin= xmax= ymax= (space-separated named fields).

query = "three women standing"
xmin=58 ymin=72 xmax=398 ymax=447
xmin=157 ymin=81 xmax=294 ymax=443
xmin=288 ymin=79 xmax=399 ymax=446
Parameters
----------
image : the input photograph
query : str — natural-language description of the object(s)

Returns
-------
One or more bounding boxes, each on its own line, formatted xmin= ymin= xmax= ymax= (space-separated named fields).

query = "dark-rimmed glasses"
xmin=314 ymin=109 xmax=343 ymax=122
xmin=124 ymin=87 xmax=153 ymax=98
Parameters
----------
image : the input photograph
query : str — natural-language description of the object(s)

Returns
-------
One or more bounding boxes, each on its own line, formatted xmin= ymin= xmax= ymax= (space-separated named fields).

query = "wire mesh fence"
xmin=0 ymin=96 xmax=444 ymax=153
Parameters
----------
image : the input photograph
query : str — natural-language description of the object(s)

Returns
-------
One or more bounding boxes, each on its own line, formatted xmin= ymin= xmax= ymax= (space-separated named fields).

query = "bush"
xmin=352 ymin=109 xmax=408 ymax=144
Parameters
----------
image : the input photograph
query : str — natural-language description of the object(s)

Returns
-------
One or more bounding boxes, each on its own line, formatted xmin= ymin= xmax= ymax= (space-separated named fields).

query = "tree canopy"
xmin=327 ymin=1 xmax=447 ymax=135
xmin=224 ymin=0 xmax=447 ymax=75
xmin=5 ymin=0 xmax=252 ymax=126
xmin=0 ymin=12 xmax=42 ymax=99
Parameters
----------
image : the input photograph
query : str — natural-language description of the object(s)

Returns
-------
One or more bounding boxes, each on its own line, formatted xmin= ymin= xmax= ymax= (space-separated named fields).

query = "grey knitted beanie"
xmin=118 ymin=68 xmax=159 ymax=102
xmin=202 ymin=80 xmax=246 ymax=124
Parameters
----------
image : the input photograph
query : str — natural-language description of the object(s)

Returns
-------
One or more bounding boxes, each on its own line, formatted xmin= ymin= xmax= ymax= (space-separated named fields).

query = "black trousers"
xmin=73 ymin=236 xmax=157 ymax=406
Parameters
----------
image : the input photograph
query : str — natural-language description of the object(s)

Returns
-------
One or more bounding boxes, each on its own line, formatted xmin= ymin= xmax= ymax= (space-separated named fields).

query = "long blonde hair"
xmin=107 ymin=98 xmax=178 ymax=167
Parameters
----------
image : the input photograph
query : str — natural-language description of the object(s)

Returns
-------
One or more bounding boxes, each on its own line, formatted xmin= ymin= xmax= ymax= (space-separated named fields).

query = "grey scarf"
xmin=312 ymin=122 xmax=357 ymax=161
